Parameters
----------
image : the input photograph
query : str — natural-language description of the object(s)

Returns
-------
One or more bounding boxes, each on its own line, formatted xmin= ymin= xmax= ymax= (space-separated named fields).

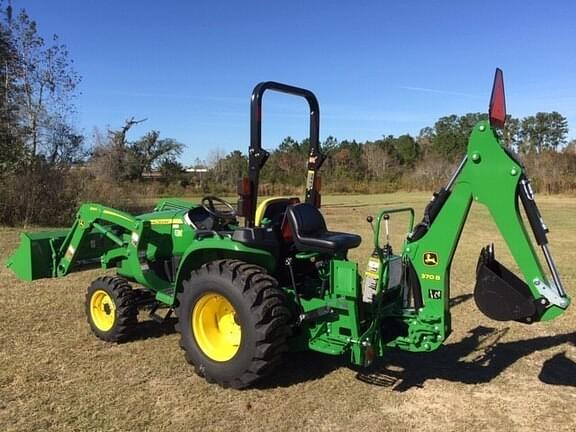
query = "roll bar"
xmin=241 ymin=81 xmax=326 ymax=227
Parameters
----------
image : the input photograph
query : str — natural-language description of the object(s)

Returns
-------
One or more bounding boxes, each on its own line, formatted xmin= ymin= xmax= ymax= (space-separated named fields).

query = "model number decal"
xmin=421 ymin=273 xmax=441 ymax=281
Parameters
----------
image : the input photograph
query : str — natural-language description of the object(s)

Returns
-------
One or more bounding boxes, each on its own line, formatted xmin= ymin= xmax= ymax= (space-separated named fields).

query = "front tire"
xmin=176 ymin=260 xmax=291 ymax=389
xmin=85 ymin=276 xmax=138 ymax=342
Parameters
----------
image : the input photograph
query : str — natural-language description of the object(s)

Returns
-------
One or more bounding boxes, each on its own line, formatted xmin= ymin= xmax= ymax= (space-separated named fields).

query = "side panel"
xmin=293 ymin=260 xmax=365 ymax=364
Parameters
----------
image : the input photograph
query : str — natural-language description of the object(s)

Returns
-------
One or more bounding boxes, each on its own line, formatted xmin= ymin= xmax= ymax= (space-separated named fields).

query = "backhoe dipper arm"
xmin=395 ymin=121 xmax=570 ymax=352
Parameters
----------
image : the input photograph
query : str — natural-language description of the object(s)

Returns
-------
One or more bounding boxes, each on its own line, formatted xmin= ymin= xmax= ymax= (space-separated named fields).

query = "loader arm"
xmin=58 ymin=203 xmax=172 ymax=292
xmin=381 ymin=120 xmax=570 ymax=354
xmin=54 ymin=204 xmax=140 ymax=277
xmin=7 ymin=203 xmax=171 ymax=293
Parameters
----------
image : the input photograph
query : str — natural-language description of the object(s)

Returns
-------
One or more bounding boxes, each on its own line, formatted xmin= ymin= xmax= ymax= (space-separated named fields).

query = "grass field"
xmin=1 ymin=192 xmax=575 ymax=432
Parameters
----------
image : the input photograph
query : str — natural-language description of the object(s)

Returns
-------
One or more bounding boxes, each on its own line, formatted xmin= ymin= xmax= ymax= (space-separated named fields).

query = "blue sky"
xmin=16 ymin=0 xmax=576 ymax=165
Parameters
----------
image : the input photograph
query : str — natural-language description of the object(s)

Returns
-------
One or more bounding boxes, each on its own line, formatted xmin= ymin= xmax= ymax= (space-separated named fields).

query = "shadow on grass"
xmin=259 ymin=293 xmax=475 ymax=389
xmin=257 ymin=350 xmax=348 ymax=389
xmin=538 ymin=351 xmax=576 ymax=387
xmin=357 ymin=326 xmax=576 ymax=391
xmin=131 ymin=317 xmax=178 ymax=341
xmin=129 ymin=293 xmax=574 ymax=390
xmin=449 ymin=293 xmax=473 ymax=307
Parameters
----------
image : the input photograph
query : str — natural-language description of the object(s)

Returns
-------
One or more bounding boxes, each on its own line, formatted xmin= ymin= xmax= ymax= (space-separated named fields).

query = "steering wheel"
xmin=201 ymin=196 xmax=237 ymax=220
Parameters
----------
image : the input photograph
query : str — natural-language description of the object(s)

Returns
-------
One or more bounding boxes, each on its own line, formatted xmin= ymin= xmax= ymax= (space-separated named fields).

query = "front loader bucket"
xmin=5 ymin=230 xmax=69 ymax=281
xmin=474 ymin=245 xmax=539 ymax=323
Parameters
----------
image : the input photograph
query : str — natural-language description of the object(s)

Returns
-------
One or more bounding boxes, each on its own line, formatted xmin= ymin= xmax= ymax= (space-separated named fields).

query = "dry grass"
xmin=1 ymin=192 xmax=575 ymax=432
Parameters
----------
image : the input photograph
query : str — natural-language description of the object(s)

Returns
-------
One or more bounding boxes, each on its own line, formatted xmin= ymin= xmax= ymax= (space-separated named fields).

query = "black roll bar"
xmin=243 ymin=81 xmax=325 ymax=227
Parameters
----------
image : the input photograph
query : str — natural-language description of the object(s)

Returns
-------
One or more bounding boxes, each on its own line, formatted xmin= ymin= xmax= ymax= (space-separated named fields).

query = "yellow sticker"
xmin=421 ymin=273 xmax=441 ymax=281
xmin=151 ymin=218 xmax=184 ymax=225
xmin=306 ymin=170 xmax=315 ymax=190
xmin=150 ymin=219 xmax=173 ymax=225
xmin=65 ymin=245 xmax=75 ymax=261
xmin=103 ymin=209 xmax=133 ymax=223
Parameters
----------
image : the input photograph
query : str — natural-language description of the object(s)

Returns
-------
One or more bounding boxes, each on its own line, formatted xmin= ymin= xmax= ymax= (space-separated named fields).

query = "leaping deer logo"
xmin=423 ymin=252 xmax=439 ymax=266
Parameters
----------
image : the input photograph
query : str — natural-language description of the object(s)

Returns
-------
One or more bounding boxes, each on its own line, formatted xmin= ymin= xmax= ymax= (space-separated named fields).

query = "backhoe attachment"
xmin=404 ymin=128 xmax=570 ymax=326
xmin=367 ymin=69 xmax=570 ymax=359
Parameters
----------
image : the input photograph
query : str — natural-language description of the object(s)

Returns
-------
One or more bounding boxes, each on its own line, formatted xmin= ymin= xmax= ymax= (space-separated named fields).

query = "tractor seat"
xmin=286 ymin=203 xmax=361 ymax=255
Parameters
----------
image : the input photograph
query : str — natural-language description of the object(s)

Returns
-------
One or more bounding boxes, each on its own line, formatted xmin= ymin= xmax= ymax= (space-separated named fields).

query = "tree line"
xmin=1 ymin=3 xmax=575 ymax=227
xmin=205 ymin=112 xmax=576 ymax=195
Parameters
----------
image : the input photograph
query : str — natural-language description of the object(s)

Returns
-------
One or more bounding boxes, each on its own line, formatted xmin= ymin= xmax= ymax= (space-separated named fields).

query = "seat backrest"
xmin=255 ymin=197 xmax=301 ymax=227
xmin=286 ymin=203 xmax=327 ymax=238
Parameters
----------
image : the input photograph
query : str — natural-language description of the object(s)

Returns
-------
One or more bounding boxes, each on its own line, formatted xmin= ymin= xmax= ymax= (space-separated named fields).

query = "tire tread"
xmin=176 ymin=259 xmax=292 ymax=389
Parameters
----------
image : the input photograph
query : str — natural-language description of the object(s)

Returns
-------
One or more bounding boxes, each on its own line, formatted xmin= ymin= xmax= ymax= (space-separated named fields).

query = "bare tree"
xmin=91 ymin=117 xmax=147 ymax=181
xmin=108 ymin=116 xmax=147 ymax=149
xmin=10 ymin=9 xmax=80 ymax=165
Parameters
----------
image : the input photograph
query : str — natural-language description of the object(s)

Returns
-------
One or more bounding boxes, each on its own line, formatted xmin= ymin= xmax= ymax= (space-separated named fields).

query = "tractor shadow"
xmin=449 ymin=293 xmax=473 ymax=307
xmin=538 ymin=351 xmax=576 ymax=386
xmin=257 ymin=350 xmax=348 ymax=389
xmin=259 ymin=294 xmax=475 ymax=389
xmin=131 ymin=316 xmax=178 ymax=341
xmin=355 ymin=292 xmax=576 ymax=390
xmin=357 ymin=327 xmax=576 ymax=391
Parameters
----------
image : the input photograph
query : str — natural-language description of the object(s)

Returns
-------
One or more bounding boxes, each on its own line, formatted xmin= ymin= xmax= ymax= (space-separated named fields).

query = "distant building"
xmin=141 ymin=171 xmax=165 ymax=179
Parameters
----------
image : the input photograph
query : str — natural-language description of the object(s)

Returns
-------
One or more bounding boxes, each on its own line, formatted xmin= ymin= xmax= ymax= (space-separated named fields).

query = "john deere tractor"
xmin=6 ymin=69 xmax=570 ymax=388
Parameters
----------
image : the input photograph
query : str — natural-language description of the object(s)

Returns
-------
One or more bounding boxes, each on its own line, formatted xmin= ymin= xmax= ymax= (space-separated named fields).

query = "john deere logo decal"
xmin=423 ymin=252 xmax=438 ymax=266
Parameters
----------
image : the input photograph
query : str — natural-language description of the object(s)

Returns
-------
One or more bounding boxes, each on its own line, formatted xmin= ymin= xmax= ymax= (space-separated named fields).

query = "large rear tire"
xmin=176 ymin=260 xmax=291 ymax=389
xmin=85 ymin=276 xmax=138 ymax=342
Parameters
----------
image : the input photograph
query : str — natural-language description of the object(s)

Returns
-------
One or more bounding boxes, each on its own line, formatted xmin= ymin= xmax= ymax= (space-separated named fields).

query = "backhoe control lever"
xmin=383 ymin=214 xmax=393 ymax=256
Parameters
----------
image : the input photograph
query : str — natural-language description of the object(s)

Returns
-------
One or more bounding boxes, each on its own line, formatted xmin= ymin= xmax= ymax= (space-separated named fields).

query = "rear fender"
xmin=172 ymin=237 xmax=276 ymax=305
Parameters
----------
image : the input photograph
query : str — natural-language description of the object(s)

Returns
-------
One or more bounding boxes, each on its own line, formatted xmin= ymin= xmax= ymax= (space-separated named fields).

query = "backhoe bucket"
xmin=5 ymin=230 xmax=69 ymax=281
xmin=474 ymin=245 xmax=538 ymax=322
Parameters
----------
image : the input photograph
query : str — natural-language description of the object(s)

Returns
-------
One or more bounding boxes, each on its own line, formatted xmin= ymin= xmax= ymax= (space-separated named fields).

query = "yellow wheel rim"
xmin=192 ymin=293 xmax=241 ymax=362
xmin=90 ymin=289 xmax=116 ymax=332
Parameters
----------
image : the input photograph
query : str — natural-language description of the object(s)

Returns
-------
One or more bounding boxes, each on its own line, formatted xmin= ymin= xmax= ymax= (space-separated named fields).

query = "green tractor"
xmin=6 ymin=69 xmax=570 ymax=388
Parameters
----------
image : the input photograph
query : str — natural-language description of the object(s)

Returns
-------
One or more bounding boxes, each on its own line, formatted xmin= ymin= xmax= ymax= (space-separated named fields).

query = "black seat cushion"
xmin=286 ymin=203 xmax=361 ymax=255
